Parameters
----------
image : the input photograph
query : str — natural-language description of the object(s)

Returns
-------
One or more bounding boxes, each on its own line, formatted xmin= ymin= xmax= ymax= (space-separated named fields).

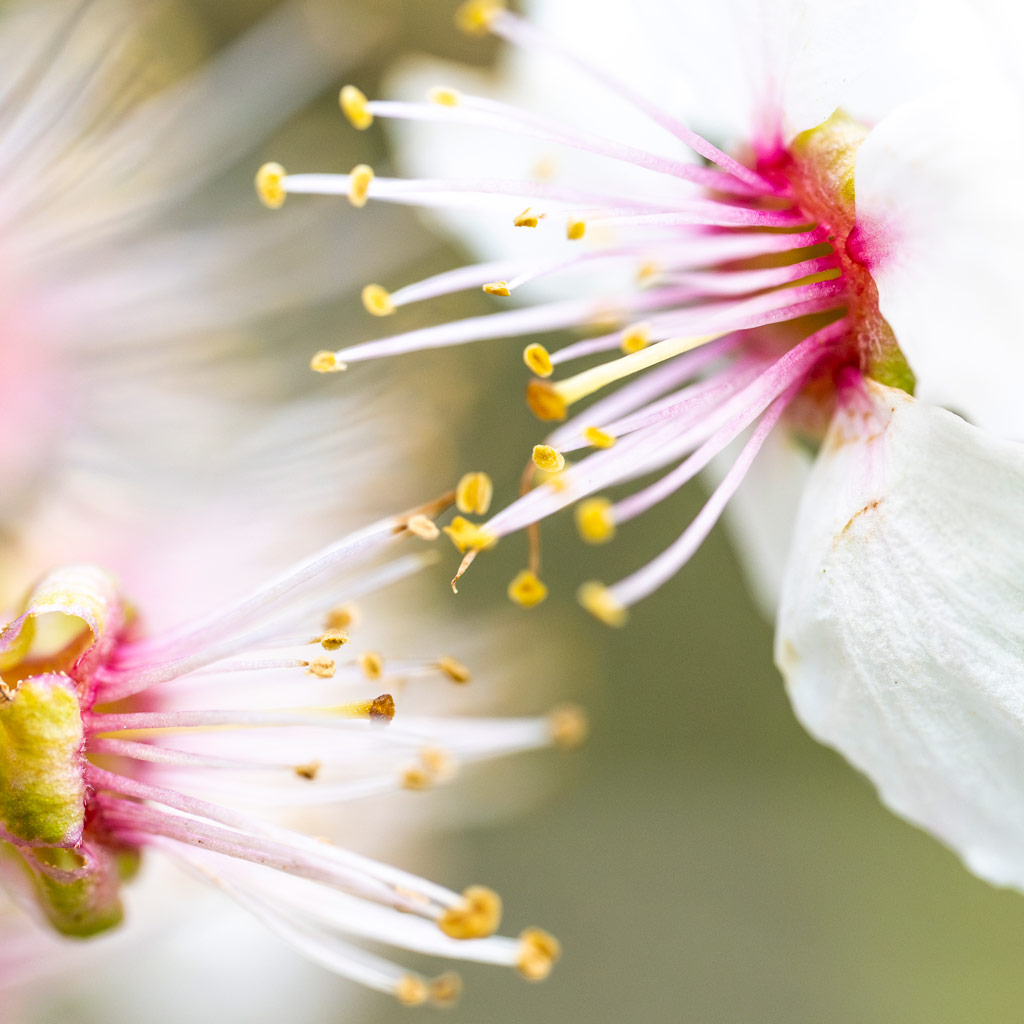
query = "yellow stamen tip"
xmin=361 ymin=283 xmax=395 ymax=316
xmin=531 ymin=444 xmax=565 ymax=473
xmin=566 ymin=217 xmax=587 ymax=240
xmin=442 ymin=516 xmax=497 ymax=554
xmin=578 ymin=581 xmax=627 ymax=627
xmin=525 ymin=379 xmax=568 ymax=422
xmin=406 ymin=514 xmax=440 ymax=541
xmin=325 ymin=603 xmax=359 ymax=630
xmin=437 ymin=655 xmax=471 ymax=685
xmin=514 ymin=207 xmax=540 ymax=228
xmin=428 ymin=86 xmax=461 ymax=107
xmin=319 ymin=630 xmax=349 ymax=651
xmin=439 ymin=886 xmax=502 ymax=939
xmin=310 ymin=350 xmax=346 ymax=373
xmin=359 ymin=651 xmax=384 ymax=680
xmin=483 ymin=280 xmax=511 ymax=297
xmin=576 ymin=498 xmax=616 ymax=545
xmin=508 ymin=569 xmax=548 ymax=608
xmin=429 ymin=972 xmax=463 ymax=1008
xmin=454 ymin=0 xmax=504 ymax=35
xmin=621 ymin=321 xmax=652 ymax=353
xmin=523 ymin=342 xmax=553 ymax=378
xmin=294 ymin=761 xmax=322 ymax=781
xmin=583 ymin=426 xmax=617 ymax=449
xmin=348 ymin=163 xmax=374 ymax=208
xmin=455 ymin=471 xmax=494 ymax=516
xmin=306 ymin=657 xmax=336 ymax=679
xmin=255 ymin=162 xmax=287 ymax=209
xmin=396 ymin=975 xmax=429 ymax=1007
xmin=339 ymin=84 xmax=373 ymax=130
xmin=516 ymin=928 xmax=562 ymax=981
xmin=548 ymin=704 xmax=589 ymax=750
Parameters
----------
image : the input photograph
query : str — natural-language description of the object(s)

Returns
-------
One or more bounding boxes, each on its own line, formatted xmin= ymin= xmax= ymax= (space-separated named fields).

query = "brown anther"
xmin=407 ymin=514 xmax=440 ymax=540
xmin=319 ymin=630 xmax=349 ymax=651
xmin=525 ymin=380 xmax=567 ymax=421
xmin=369 ymin=693 xmax=395 ymax=723
xmin=294 ymin=761 xmax=322 ymax=781
xmin=547 ymin=704 xmax=588 ymax=750
xmin=516 ymin=928 xmax=562 ymax=981
xmin=429 ymin=972 xmax=463 ymax=1008
xmin=306 ymin=657 xmax=336 ymax=679
xmin=359 ymin=651 xmax=384 ymax=680
xmin=438 ymin=886 xmax=502 ymax=939
xmin=437 ymin=655 xmax=471 ymax=685
xmin=395 ymin=974 xmax=429 ymax=1007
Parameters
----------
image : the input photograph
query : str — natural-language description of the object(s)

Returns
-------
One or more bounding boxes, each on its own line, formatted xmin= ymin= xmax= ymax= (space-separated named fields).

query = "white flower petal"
xmin=854 ymin=2 xmax=1024 ymax=438
xmin=777 ymin=382 xmax=1024 ymax=889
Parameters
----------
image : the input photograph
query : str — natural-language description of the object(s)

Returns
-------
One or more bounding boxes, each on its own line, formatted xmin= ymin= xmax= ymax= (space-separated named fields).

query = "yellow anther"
xmin=576 ymin=498 xmax=615 ymax=545
xmin=419 ymin=746 xmax=457 ymax=783
xmin=443 ymin=516 xmax=497 ymax=554
xmin=531 ymin=445 xmax=565 ymax=473
xmin=310 ymin=350 xmax=346 ymax=373
xmin=428 ymin=86 xmax=461 ymax=107
xmin=525 ymin=379 xmax=568 ymax=422
xmin=437 ymin=655 xmax=471 ymax=685
xmin=636 ymin=260 xmax=660 ymax=284
xmin=532 ymin=156 xmax=558 ymax=181
xmin=396 ymin=975 xmax=429 ymax=1007
xmin=566 ymin=217 xmax=587 ymax=240
xmin=516 ymin=928 xmax=562 ymax=981
xmin=306 ymin=657 xmax=336 ymax=679
xmin=319 ymin=630 xmax=349 ymax=651
xmin=455 ymin=472 xmax=493 ymax=516
xmin=401 ymin=763 xmax=432 ymax=790
xmin=255 ymin=162 xmax=287 ymax=209
xmin=514 ymin=207 xmax=539 ymax=228
xmin=438 ymin=886 xmax=502 ymax=939
xmin=547 ymin=704 xmax=589 ymax=750
xmin=325 ymin=603 xmax=359 ymax=630
xmin=621 ymin=321 xmax=652 ymax=353
xmin=429 ymin=973 xmax=463 ymax=1008
xmin=339 ymin=84 xmax=373 ymax=130
xmin=581 ymin=427 xmax=613 ymax=451
xmin=294 ymin=760 xmax=322 ymax=781
xmin=407 ymin=514 xmax=440 ymax=541
xmin=361 ymin=283 xmax=395 ymax=316
xmin=348 ymin=164 xmax=374 ymax=208
xmin=523 ymin=343 xmax=553 ymax=378
xmin=577 ymin=581 xmax=627 ymax=627
xmin=359 ymin=651 xmax=384 ymax=680
xmin=483 ymin=280 xmax=511 ymax=297
xmin=455 ymin=0 xmax=504 ymax=35
xmin=508 ymin=569 xmax=548 ymax=608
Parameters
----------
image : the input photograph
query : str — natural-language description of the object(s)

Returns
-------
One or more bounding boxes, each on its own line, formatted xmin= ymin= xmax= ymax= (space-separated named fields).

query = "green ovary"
xmin=0 ymin=674 xmax=86 ymax=846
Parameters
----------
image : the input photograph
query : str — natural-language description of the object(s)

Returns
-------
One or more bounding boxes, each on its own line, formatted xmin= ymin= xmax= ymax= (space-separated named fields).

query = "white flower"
xmin=264 ymin=0 xmax=1024 ymax=896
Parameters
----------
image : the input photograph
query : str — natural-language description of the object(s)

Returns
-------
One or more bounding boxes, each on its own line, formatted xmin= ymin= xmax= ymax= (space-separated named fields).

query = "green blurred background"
xmin=50 ymin=0 xmax=1024 ymax=1020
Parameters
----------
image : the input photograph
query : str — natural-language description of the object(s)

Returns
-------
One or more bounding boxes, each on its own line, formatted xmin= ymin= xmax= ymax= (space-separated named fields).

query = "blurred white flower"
xmin=264 ymin=0 xmax=1024 ymax=898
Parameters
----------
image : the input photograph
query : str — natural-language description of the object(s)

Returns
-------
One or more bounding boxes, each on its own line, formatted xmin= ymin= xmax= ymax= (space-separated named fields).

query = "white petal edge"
xmin=776 ymin=382 xmax=1024 ymax=889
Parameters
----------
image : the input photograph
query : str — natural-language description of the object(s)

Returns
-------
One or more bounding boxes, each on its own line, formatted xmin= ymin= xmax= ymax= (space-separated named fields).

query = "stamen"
xmin=310 ymin=350 xmax=345 ymax=373
xmin=255 ymin=162 xmax=287 ymax=209
xmin=456 ymin=472 xmax=494 ymax=516
xmin=348 ymin=164 xmax=374 ymax=208
xmin=442 ymin=516 xmax=497 ymax=553
xmin=340 ymin=85 xmax=373 ymax=130
xmin=577 ymin=581 xmax=627 ymax=628
xmin=523 ymin=343 xmax=553 ymax=378
xmin=307 ymin=657 xmax=336 ymax=679
xmin=437 ymin=656 xmax=471 ymax=684
xmin=547 ymin=705 xmax=588 ymax=750
xmin=516 ymin=928 xmax=562 ymax=981
xmin=566 ymin=217 xmax=586 ymax=240
xmin=483 ymin=281 xmax=511 ymax=297
xmin=359 ymin=652 xmax=384 ymax=681
xmin=621 ymin=322 xmax=651 ymax=353
xmin=583 ymin=426 xmax=616 ymax=449
xmin=319 ymin=630 xmax=349 ymax=651
xmin=575 ymin=498 xmax=615 ymax=544
xmin=406 ymin=514 xmax=440 ymax=541
xmin=507 ymin=570 xmax=548 ymax=608
xmin=531 ymin=445 xmax=565 ymax=473
xmin=438 ymin=886 xmax=502 ymax=939
xmin=514 ymin=208 xmax=539 ymax=227
xmin=428 ymin=86 xmax=461 ymax=107
xmin=361 ymin=284 xmax=395 ymax=317
xmin=455 ymin=0 xmax=505 ymax=36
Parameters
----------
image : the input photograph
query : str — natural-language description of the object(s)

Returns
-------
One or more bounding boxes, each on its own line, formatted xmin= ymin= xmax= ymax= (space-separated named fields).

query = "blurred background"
xmin=12 ymin=1 xmax=1024 ymax=1022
